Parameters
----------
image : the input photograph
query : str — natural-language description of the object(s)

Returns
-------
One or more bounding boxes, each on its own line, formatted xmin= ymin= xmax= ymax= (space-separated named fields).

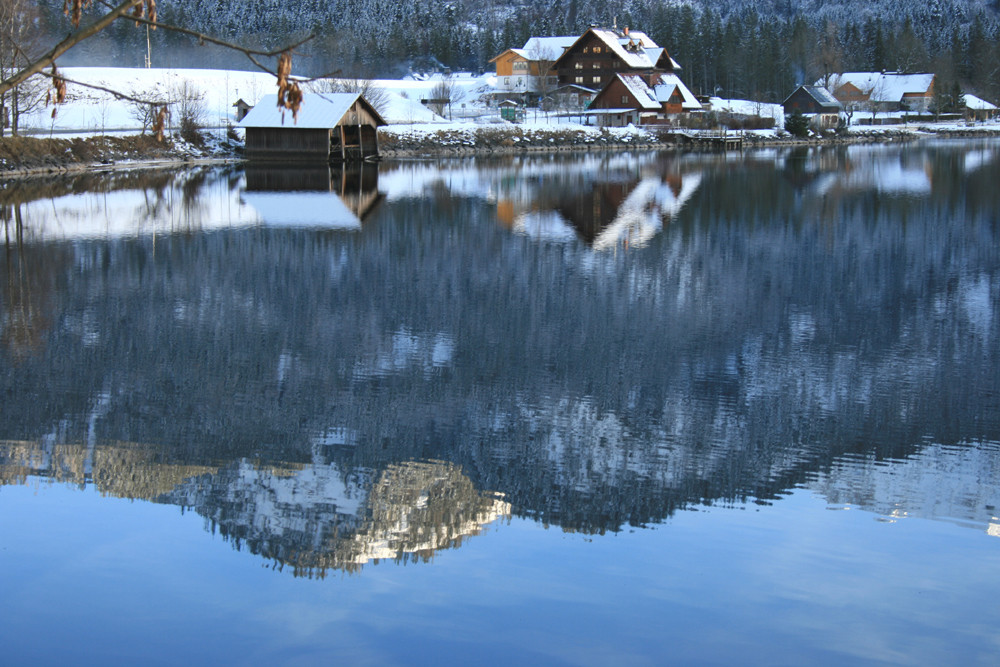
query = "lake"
xmin=2 ymin=141 xmax=999 ymax=666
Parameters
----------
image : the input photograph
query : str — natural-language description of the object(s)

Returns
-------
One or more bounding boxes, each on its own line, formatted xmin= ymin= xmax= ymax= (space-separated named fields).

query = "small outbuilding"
xmin=963 ymin=93 xmax=999 ymax=121
xmin=232 ymin=98 xmax=252 ymax=122
xmin=783 ymin=85 xmax=842 ymax=129
xmin=239 ymin=92 xmax=387 ymax=162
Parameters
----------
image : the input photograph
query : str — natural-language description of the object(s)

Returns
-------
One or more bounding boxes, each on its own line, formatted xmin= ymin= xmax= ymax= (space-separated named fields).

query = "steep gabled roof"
xmin=652 ymin=73 xmax=701 ymax=109
xmin=601 ymin=74 xmax=701 ymax=112
xmin=239 ymin=92 xmax=387 ymax=129
xmin=784 ymin=85 xmax=843 ymax=110
xmin=618 ymin=74 xmax=662 ymax=110
xmin=554 ymin=28 xmax=669 ymax=71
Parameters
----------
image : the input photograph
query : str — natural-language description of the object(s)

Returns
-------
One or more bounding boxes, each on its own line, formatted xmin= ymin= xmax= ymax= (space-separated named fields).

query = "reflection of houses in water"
xmin=505 ymin=164 xmax=702 ymax=249
xmin=782 ymin=146 xmax=934 ymax=196
xmin=242 ymin=164 xmax=383 ymax=229
xmin=0 ymin=439 xmax=510 ymax=576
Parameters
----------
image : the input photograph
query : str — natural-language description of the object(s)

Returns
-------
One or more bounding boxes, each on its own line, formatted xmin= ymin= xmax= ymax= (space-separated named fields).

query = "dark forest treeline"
xmin=43 ymin=0 xmax=1000 ymax=102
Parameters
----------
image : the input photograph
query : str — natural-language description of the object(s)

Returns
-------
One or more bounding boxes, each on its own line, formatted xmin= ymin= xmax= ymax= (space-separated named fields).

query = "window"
xmin=593 ymin=46 xmax=602 ymax=54
xmin=582 ymin=47 xmax=589 ymax=53
xmin=621 ymin=96 xmax=629 ymax=104
xmin=592 ymin=76 xmax=601 ymax=84
xmin=575 ymin=62 xmax=583 ymax=70
xmin=592 ymin=62 xmax=600 ymax=69
xmin=575 ymin=76 xmax=584 ymax=84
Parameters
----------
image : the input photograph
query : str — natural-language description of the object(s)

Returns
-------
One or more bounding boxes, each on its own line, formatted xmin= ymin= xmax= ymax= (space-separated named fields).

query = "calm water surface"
xmin=2 ymin=141 xmax=1000 ymax=665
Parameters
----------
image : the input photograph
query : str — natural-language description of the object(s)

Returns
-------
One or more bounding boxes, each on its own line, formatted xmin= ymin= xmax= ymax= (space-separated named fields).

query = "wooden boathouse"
xmin=239 ymin=92 xmax=387 ymax=162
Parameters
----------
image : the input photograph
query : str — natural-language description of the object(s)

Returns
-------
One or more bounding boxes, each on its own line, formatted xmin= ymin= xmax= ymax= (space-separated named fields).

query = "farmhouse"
xmin=826 ymin=72 xmax=936 ymax=112
xmin=587 ymin=73 xmax=701 ymax=126
xmin=239 ymin=92 xmax=387 ymax=162
xmin=490 ymin=36 xmax=577 ymax=101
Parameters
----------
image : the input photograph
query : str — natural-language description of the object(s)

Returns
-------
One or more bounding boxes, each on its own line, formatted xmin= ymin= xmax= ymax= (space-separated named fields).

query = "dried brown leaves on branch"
xmin=151 ymin=105 xmax=168 ymax=141
xmin=63 ymin=0 xmax=157 ymax=29
xmin=46 ymin=66 xmax=68 ymax=118
xmin=276 ymin=51 xmax=303 ymax=122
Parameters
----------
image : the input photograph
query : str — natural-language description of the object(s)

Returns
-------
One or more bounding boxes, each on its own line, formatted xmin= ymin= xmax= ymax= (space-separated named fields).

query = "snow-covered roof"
xmin=964 ymin=94 xmax=998 ymax=111
xmin=520 ymin=36 xmax=578 ymax=60
xmin=619 ymin=74 xmax=662 ymax=110
xmin=603 ymin=74 xmax=701 ymax=112
xmin=804 ymin=85 xmax=841 ymax=108
xmin=785 ymin=85 xmax=842 ymax=109
xmin=827 ymin=72 xmax=935 ymax=103
xmin=589 ymin=28 xmax=661 ymax=70
xmin=610 ymin=73 xmax=700 ymax=112
xmin=653 ymin=73 xmax=701 ymax=109
xmin=239 ymin=92 xmax=385 ymax=129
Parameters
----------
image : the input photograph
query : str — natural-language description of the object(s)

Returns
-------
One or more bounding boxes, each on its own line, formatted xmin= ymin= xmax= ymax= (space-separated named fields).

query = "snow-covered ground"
xmin=15 ymin=66 xmax=999 ymax=142
xmin=19 ymin=67 xmax=497 ymax=135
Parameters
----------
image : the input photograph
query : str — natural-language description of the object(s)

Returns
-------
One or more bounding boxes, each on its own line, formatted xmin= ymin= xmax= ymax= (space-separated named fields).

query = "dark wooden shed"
xmin=239 ymin=92 xmax=387 ymax=163
xmin=782 ymin=86 xmax=843 ymax=115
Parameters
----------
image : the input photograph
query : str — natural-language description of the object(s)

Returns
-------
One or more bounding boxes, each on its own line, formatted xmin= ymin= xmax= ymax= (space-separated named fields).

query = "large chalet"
xmin=551 ymin=27 xmax=682 ymax=91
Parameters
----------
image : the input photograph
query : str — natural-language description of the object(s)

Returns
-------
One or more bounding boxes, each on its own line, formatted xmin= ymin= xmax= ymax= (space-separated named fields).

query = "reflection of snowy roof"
xmin=241 ymin=191 xmax=362 ymax=229
xmin=827 ymin=72 xmax=934 ymax=103
xmin=593 ymin=173 xmax=702 ymax=250
xmin=513 ymin=211 xmax=577 ymax=242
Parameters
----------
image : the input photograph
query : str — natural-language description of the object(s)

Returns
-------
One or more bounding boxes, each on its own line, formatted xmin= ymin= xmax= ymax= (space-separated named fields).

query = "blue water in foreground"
xmin=2 ymin=140 xmax=999 ymax=665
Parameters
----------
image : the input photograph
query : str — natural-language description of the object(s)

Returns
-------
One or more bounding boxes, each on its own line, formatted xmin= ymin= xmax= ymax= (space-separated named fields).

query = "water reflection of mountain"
xmin=2 ymin=141 xmax=1000 ymax=545
xmin=0 ymin=439 xmax=509 ymax=576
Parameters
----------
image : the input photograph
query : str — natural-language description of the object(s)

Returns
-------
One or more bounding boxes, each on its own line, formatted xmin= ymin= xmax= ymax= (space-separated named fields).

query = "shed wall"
xmin=245 ymin=128 xmax=331 ymax=162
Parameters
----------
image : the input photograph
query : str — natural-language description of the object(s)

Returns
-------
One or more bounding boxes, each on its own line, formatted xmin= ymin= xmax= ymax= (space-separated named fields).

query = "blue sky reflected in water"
xmin=2 ymin=477 xmax=999 ymax=666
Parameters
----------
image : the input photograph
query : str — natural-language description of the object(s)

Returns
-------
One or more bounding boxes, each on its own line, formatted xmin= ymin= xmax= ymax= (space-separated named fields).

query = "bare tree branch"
xmin=0 ymin=0 xmax=143 ymax=96
xmin=37 ymin=72 xmax=175 ymax=107
xmin=95 ymin=0 xmax=315 ymax=77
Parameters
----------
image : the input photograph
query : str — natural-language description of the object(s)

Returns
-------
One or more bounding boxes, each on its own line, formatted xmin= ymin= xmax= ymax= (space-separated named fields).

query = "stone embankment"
xmin=377 ymin=124 xmax=1000 ymax=158
xmin=1 ymin=124 xmax=998 ymax=176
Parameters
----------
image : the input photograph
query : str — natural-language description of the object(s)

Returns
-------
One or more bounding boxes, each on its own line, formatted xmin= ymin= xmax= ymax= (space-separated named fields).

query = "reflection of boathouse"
xmin=239 ymin=92 xmax=387 ymax=162
xmin=242 ymin=164 xmax=383 ymax=229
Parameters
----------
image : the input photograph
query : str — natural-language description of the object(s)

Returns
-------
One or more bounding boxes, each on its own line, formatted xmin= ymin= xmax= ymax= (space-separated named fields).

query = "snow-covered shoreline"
xmin=1 ymin=66 xmax=997 ymax=176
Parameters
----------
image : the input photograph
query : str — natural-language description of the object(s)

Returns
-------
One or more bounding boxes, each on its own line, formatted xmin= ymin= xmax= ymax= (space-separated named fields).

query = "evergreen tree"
xmin=785 ymin=108 xmax=809 ymax=136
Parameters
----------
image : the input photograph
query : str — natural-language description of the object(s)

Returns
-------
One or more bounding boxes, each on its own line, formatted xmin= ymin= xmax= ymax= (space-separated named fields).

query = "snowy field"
xmin=19 ymin=67 xmax=496 ymax=136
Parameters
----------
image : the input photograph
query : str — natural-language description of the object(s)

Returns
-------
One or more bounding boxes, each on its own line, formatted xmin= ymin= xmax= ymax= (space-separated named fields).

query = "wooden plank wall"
xmin=245 ymin=128 xmax=331 ymax=162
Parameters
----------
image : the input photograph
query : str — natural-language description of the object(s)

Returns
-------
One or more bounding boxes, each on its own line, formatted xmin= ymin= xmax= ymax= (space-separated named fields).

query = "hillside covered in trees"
xmin=41 ymin=0 xmax=1000 ymax=103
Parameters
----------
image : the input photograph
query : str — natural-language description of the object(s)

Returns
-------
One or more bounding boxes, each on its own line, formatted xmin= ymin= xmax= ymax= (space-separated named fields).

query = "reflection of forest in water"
xmin=2 ymin=141 xmax=1000 ymax=573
